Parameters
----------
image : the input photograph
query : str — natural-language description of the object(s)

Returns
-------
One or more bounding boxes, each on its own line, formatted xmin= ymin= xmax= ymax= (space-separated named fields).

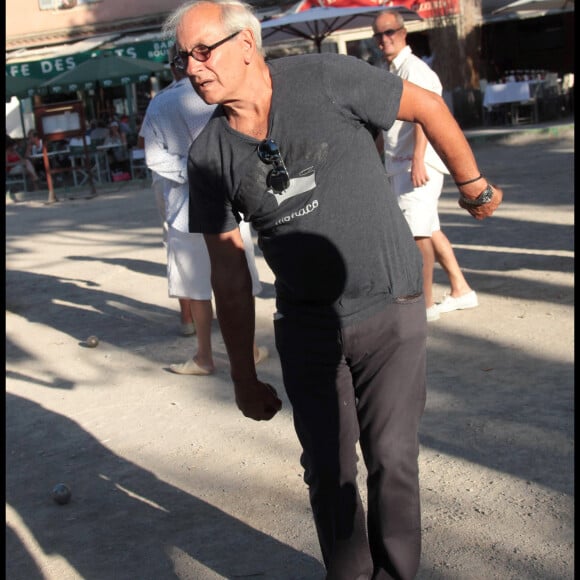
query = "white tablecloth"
xmin=483 ymin=81 xmax=542 ymax=110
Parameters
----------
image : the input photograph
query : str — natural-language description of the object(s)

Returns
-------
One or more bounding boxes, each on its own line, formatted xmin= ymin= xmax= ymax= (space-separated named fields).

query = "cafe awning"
xmin=39 ymin=52 xmax=168 ymax=94
xmin=5 ymin=34 xmax=121 ymax=80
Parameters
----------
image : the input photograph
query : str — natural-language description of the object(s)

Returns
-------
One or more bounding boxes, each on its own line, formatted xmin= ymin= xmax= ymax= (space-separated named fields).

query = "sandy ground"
xmin=6 ymin=123 xmax=574 ymax=580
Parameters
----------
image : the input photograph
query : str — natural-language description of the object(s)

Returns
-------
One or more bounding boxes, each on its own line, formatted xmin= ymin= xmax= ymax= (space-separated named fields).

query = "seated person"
xmin=89 ymin=120 xmax=109 ymax=144
xmin=118 ymin=115 xmax=131 ymax=137
xmin=24 ymin=129 xmax=45 ymax=180
xmin=104 ymin=121 xmax=129 ymax=175
xmin=6 ymin=135 xmax=39 ymax=191
xmin=25 ymin=129 xmax=43 ymax=157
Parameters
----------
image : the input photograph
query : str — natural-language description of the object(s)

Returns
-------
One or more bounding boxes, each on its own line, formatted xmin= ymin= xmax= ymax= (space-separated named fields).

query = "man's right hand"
xmin=234 ymin=378 xmax=282 ymax=421
xmin=459 ymin=184 xmax=503 ymax=220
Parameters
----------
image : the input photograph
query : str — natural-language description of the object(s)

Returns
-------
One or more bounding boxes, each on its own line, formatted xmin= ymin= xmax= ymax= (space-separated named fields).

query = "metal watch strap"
xmin=459 ymin=184 xmax=494 ymax=206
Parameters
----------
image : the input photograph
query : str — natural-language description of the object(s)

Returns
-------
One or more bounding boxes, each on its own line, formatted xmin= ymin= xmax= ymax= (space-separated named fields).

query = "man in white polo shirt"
xmin=374 ymin=10 xmax=478 ymax=321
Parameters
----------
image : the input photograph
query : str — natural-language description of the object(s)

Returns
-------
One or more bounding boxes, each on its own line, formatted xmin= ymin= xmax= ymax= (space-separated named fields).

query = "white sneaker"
xmin=254 ymin=346 xmax=269 ymax=366
xmin=169 ymin=358 xmax=213 ymax=375
xmin=180 ymin=322 xmax=196 ymax=336
xmin=426 ymin=305 xmax=440 ymax=322
xmin=437 ymin=291 xmax=478 ymax=313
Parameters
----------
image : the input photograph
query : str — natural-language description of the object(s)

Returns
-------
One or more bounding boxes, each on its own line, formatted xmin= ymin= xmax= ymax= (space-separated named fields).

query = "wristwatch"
xmin=459 ymin=184 xmax=494 ymax=206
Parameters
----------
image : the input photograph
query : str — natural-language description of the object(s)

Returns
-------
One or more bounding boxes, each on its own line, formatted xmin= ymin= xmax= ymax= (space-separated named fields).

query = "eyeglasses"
xmin=372 ymin=27 xmax=404 ymax=41
xmin=173 ymin=30 xmax=241 ymax=70
xmin=257 ymin=139 xmax=290 ymax=194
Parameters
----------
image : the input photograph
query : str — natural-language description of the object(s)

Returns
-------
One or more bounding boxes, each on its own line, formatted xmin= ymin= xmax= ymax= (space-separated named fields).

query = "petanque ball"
xmin=52 ymin=483 xmax=71 ymax=505
xmin=86 ymin=335 xmax=99 ymax=348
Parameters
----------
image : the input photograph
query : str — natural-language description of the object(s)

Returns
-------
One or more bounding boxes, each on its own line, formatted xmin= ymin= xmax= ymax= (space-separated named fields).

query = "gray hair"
xmin=162 ymin=0 xmax=262 ymax=51
xmin=375 ymin=9 xmax=405 ymax=29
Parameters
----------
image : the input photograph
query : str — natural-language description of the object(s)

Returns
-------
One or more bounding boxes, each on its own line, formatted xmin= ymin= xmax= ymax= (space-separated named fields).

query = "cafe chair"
xmin=6 ymin=163 xmax=28 ymax=193
xmin=68 ymin=141 xmax=89 ymax=186
xmin=512 ymin=77 xmax=547 ymax=125
xmin=129 ymin=148 xmax=150 ymax=180
xmin=69 ymin=138 xmax=107 ymax=185
xmin=512 ymin=98 xmax=536 ymax=125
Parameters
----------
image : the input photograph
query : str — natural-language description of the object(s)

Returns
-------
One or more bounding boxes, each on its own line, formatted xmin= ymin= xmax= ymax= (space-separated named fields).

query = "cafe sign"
xmin=109 ymin=39 xmax=175 ymax=63
xmin=6 ymin=36 xmax=174 ymax=81
xmin=6 ymin=51 xmax=97 ymax=80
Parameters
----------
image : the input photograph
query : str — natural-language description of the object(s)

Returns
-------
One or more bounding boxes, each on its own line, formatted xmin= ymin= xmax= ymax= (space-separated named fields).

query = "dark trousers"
xmin=274 ymin=298 xmax=427 ymax=580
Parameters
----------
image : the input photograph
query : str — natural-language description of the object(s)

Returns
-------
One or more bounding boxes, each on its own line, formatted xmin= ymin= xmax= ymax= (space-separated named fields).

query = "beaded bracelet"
xmin=455 ymin=174 xmax=483 ymax=187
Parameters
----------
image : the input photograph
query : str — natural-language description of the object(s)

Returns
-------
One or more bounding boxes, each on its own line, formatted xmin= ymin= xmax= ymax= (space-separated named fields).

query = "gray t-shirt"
xmin=188 ymin=53 xmax=422 ymax=326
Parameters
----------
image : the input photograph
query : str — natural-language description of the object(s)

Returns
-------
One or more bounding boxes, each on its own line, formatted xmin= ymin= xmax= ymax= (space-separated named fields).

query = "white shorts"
xmin=166 ymin=222 xmax=262 ymax=300
xmin=390 ymin=169 xmax=444 ymax=238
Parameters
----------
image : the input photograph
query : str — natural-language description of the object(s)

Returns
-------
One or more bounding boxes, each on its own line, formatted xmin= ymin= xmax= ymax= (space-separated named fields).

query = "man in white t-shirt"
xmin=140 ymin=46 xmax=267 ymax=374
xmin=374 ymin=10 xmax=478 ymax=321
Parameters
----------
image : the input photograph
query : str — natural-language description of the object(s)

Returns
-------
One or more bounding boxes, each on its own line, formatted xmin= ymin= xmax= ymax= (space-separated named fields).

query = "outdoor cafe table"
xmin=28 ymin=146 xmax=93 ymax=202
xmin=69 ymin=143 xmax=108 ymax=185
xmin=29 ymin=149 xmax=68 ymax=165
xmin=68 ymin=140 xmax=127 ymax=185
xmin=483 ymin=80 xmax=544 ymax=124
xmin=29 ymin=148 xmax=70 ymax=183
